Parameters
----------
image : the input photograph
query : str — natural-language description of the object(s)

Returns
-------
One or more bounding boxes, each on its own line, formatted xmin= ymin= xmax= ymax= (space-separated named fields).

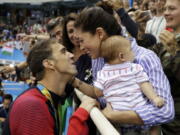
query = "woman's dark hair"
xmin=27 ymin=39 xmax=57 ymax=81
xmin=74 ymin=7 xmax=122 ymax=36
xmin=62 ymin=13 xmax=78 ymax=53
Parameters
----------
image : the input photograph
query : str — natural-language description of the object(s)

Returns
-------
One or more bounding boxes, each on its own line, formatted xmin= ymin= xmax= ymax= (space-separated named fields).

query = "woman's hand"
xmin=159 ymin=30 xmax=177 ymax=55
xmin=103 ymin=0 xmax=124 ymax=11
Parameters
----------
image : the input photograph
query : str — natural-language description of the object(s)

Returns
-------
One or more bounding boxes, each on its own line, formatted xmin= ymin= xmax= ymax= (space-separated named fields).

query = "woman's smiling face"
xmin=164 ymin=0 xmax=180 ymax=31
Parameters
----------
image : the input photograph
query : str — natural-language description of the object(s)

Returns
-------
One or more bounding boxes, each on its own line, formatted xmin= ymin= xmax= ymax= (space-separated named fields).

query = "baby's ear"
xmin=118 ymin=52 xmax=125 ymax=62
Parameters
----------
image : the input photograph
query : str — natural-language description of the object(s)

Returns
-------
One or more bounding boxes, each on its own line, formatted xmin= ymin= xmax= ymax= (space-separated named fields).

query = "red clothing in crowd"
xmin=9 ymin=88 xmax=89 ymax=135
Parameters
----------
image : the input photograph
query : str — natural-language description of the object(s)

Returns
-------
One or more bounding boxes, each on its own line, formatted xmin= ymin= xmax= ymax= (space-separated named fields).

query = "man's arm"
xmin=1 ymin=62 xmax=28 ymax=74
xmin=68 ymin=96 xmax=98 ymax=135
xmin=135 ymin=51 xmax=174 ymax=125
xmin=102 ymin=103 xmax=144 ymax=125
xmin=68 ymin=108 xmax=89 ymax=135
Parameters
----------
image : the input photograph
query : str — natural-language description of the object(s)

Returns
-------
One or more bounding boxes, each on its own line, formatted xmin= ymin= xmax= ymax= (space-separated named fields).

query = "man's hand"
xmin=80 ymin=96 xmax=99 ymax=113
xmin=103 ymin=0 xmax=124 ymax=11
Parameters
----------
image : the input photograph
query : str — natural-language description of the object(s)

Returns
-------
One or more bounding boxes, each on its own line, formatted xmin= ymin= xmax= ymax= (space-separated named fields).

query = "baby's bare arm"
xmin=72 ymin=78 xmax=103 ymax=98
xmin=140 ymin=82 xmax=164 ymax=107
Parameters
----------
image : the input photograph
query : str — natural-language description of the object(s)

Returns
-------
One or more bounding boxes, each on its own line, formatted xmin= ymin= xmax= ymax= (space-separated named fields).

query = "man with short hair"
xmin=3 ymin=39 xmax=98 ymax=135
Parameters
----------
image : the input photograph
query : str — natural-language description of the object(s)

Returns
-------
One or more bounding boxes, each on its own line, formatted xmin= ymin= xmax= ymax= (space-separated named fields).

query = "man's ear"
xmin=96 ymin=27 xmax=107 ymax=40
xmin=42 ymin=59 xmax=55 ymax=70
xmin=118 ymin=52 xmax=126 ymax=62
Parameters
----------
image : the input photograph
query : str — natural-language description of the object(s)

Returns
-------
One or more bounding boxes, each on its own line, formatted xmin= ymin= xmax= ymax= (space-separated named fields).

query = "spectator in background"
xmin=147 ymin=0 xmax=157 ymax=16
xmin=46 ymin=16 xmax=64 ymax=43
xmin=0 ymin=94 xmax=13 ymax=124
xmin=62 ymin=13 xmax=92 ymax=83
xmin=155 ymin=0 xmax=180 ymax=134
xmin=145 ymin=0 xmax=166 ymax=42
xmin=0 ymin=90 xmax=4 ymax=105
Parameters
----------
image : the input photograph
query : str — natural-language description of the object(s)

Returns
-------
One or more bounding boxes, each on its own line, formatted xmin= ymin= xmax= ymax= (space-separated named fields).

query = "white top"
xmin=145 ymin=16 xmax=166 ymax=43
xmin=94 ymin=62 xmax=149 ymax=111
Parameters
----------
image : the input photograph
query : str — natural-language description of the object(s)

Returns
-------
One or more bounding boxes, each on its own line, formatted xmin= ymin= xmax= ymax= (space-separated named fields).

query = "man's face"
xmin=51 ymin=26 xmax=63 ymax=43
xmin=76 ymin=29 xmax=102 ymax=59
xmin=51 ymin=43 xmax=77 ymax=75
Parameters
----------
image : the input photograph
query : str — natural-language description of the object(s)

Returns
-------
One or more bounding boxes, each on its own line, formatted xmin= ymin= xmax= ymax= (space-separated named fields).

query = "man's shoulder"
xmin=136 ymin=45 xmax=159 ymax=60
xmin=13 ymin=87 xmax=47 ymax=107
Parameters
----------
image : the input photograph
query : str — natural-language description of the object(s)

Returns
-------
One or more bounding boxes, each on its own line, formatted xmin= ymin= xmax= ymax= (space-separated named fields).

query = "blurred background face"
xmin=155 ymin=0 xmax=166 ymax=12
xmin=3 ymin=99 xmax=11 ymax=109
xmin=52 ymin=25 xmax=63 ymax=43
xmin=133 ymin=1 xmax=139 ymax=9
xmin=66 ymin=20 xmax=79 ymax=46
xmin=164 ymin=0 xmax=180 ymax=30
xmin=123 ymin=0 xmax=130 ymax=10
xmin=148 ymin=1 xmax=156 ymax=13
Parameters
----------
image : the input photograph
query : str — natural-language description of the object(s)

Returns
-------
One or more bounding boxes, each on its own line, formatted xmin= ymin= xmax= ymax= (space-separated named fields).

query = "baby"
xmin=94 ymin=35 xmax=164 ymax=109
xmin=94 ymin=35 xmax=164 ymax=134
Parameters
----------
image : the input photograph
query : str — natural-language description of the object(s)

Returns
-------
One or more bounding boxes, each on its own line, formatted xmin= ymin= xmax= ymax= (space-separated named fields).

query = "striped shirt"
xmin=94 ymin=62 xmax=149 ymax=111
xmin=92 ymin=38 xmax=174 ymax=126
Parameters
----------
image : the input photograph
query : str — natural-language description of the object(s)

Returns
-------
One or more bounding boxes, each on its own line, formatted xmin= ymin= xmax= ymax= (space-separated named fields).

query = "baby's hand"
xmin=153 ymin=97 xmax=164 ymax=107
